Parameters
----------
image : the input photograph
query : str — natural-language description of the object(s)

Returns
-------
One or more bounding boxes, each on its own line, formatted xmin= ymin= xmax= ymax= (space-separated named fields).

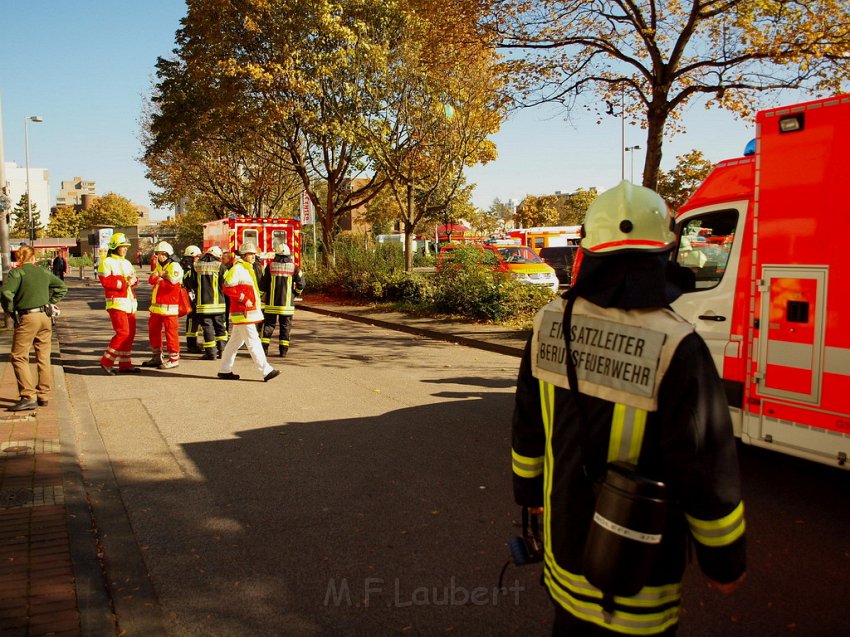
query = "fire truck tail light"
xmin=779 ymin=114 xmax=804 ymax=133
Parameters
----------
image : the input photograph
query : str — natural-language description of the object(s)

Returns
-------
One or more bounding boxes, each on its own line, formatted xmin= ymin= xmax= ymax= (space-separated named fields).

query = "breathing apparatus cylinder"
xmin=582 ymin=461 xmax=668 ymax=597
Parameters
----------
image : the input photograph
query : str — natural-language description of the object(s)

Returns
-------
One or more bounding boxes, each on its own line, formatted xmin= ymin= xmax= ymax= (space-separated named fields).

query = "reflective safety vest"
xmin=149 ymin=259 xmax=184 ymax=316
xmin=223 ymin=259 xmax=264 ymax=324
xmin=190 ymin=255 xmax=227 ymax=315
xmin=512 ymin=295 xmax=746 ymax=634
xmin=98 ymin=254 xmax=138 ymax=313
xmin=261 ymin=255 xmax=305 ymax=316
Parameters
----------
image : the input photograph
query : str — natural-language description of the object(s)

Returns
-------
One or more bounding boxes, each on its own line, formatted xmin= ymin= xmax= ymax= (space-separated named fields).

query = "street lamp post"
xmin=24 ymin=115 xmax=44 ymax=244
xmin=625 ymin=145 xmax=641 ymax=184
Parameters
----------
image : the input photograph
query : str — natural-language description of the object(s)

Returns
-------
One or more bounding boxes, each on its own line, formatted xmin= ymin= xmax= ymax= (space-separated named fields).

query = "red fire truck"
xmin=202 ymin=217 xmax=301 ymax=267
xmin=671 ymin=93 xmax=850 ymax=469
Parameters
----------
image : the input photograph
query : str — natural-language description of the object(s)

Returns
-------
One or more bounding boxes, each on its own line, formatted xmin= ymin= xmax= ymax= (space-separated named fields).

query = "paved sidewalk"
xmin=0 ymin=286 xmax=531 ymax=637
xmin=0 ymin=323 xmax=112 ymax=637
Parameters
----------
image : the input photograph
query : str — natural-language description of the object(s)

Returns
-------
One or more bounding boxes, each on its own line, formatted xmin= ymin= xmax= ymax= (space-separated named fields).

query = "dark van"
xmin=538 ymin=246 xmax=579 ymax=286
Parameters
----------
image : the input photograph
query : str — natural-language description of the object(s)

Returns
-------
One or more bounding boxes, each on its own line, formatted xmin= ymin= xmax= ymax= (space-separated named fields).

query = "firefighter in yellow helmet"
xmin=97 ymin=232 xmax=141 ymax=374
xmin=511 ymin=182 xmax=746 ymax=636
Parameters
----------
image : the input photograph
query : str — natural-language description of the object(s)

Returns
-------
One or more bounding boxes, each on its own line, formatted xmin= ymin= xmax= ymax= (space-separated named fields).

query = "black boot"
xmin=141 ymin=351 xmax=163 ymax=367
xmin=202 ymin=348 xmax=217 ymax=360
xmin=279 ymin=345 xmax=289 ymax=358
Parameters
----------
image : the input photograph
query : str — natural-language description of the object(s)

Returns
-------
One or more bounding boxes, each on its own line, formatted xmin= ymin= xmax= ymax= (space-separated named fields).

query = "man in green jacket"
xmin=1 ymin=245 xmax=68 ymax=411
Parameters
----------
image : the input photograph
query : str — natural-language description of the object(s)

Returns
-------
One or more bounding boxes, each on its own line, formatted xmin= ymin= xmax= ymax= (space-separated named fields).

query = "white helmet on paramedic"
xmin=239 ymin=242 xmax=258 ymax=255
xmin=154 ymin=241 xmax=174 ymax=256
xmin=183 ymin=245 xmax=202 ymax=257
xmin=206 ymin=245 xmax=223 ymax=259
xmin=581 ymin=181 xmax=675 ymax=255
xmin=108 ymin=232 xmax=131 ymax=250
xmin=274 ymin=241 xmax=291 ymax=256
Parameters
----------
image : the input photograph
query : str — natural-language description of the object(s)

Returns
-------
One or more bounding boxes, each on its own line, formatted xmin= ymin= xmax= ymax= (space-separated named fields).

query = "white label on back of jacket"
xmin=536 ymin=309 xmax=666 ymax=398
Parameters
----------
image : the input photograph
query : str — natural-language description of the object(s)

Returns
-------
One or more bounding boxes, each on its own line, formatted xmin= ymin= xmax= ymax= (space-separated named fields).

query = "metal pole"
xmin=620 ymin=86 xmax=625 ymax=181
xmin=24 ymin=117 xmax=33 ymax=243
xmin=0 ymin=97 xmax=11 ymax=276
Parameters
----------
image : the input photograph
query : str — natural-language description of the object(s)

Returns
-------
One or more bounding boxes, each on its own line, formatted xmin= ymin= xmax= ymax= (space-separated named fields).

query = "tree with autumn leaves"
xmin=143 ymin=0 xmax=504 ymax=268
xmin=489 ymin=0 xmax=850 ymax=189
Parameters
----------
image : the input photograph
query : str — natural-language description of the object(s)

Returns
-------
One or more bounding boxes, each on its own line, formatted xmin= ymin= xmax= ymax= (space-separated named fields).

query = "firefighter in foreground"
xmin=511 ymin=181 xmax=746 ymax=636
xmin=143 ymin=241 xmax=184 ymax=369
xmin=97 ymin=233 xmax=141 ymax=374
xmin=260 ymin=241 xmax=305 ymax=357
xmin=217 ymin=243 xmax=280 ymax=382
xmin=188 ymin=245 xmax=229 ymax=359
xmin=181 ymin=245 xmax=202 ymax=352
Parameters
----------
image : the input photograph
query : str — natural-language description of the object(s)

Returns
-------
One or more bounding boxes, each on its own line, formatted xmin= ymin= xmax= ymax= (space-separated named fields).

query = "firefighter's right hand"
xmin=707 ymin=572 xmax=746 ymax=595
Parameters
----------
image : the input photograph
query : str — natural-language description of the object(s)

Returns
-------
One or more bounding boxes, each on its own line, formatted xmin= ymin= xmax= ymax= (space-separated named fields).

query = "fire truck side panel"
xmin=674 ymin=94 xmax=850 ymax=468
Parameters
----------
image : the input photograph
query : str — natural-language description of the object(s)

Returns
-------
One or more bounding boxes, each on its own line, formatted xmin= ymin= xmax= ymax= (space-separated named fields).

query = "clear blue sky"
xmin=2 ymin=1 xmax=793 ymax=220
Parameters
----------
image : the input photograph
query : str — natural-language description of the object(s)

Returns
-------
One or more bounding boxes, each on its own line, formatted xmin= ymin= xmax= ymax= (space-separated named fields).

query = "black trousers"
xmin=197 ymin=314 xmax=228 ymax=350
xmin=552 ymin=605 xmax=677 ymax=636
xmin=261 ymin=313 xmax=293 ymax=348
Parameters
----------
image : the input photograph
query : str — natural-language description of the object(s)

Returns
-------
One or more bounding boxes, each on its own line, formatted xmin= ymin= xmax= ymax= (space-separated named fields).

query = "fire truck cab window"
xmin=675 ymin=210 xmax=738 ymax=290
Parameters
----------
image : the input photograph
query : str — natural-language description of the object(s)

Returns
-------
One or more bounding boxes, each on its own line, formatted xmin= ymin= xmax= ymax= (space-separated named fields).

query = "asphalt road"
xmin=56 ymin=279 xmax=849 ymax=636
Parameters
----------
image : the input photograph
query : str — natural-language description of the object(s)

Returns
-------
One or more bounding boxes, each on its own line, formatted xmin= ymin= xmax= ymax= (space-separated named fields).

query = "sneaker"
xmin=264 ymin=369 xmax=281 ymax=382
xmin=100 ymin=363 xmax=116 ymax=376
xmin=160 ymin=359 xmax=180 ymax=369
xmin=7 ymin=399 xmax=37 ymax=412
xmin=118 ymin=366 xmax=142 ymax=374
xmin=217 ymin=371 xmax=240 ymax=380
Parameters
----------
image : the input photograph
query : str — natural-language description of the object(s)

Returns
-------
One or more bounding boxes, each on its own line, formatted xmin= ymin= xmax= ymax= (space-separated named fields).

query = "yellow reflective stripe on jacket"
xmin=106 ymin=297 xmax=137 ymax=313
xmin=608 ymin=403 xmax=648 ymax=464
xmin=686 ymin=502 xmax=746 ymax=547
xmin=512 ymin=449 xmax=543 ymax=478
xmin=544 ymin=570 xmax=680 ymax=635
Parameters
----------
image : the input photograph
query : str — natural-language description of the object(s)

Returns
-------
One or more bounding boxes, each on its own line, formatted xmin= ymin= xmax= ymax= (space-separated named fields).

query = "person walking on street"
xmin=188 ymin=245 xmax=229 ymax=360
xmin=217 ymin=243 xmax=279 ymax=382
xmin=180 ymin=245 xmax=202 ymax=353
xmin=51 ymin=252 xmax=67 ymax=280
xmin=511 ymin=182 xmax=746 ymax=636
xmin=260 ymin=241 xmax=305 ymax=357
xmin=97 ymin=232 xmax=141 ymax=374
xmin=0 ymin=245 xmax=68 ymax=411
xmin=143 ymin=241 xmax=184 ymax=369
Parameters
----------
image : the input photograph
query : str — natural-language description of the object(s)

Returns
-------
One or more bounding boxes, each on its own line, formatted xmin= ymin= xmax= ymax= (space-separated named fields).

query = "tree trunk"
xmin=642 ymin=99 xmax=669 ymax=191
xmin=404 ymin=182 xmax=415 ymax=272
xmin=320 ymin=186 xmax=336 ymax=267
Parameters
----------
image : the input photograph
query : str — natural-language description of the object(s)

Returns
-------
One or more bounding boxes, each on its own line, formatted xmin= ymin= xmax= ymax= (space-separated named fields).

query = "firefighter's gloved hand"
xmin=128 ymin=275 xmax=138 ymax=286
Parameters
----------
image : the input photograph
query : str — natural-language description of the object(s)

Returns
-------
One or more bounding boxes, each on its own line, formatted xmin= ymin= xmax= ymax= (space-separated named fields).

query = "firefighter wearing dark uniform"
xmin=512 ymin=182 xmax=746 ymax=636
xmin=181 ymin=245 xmax=202 ymax=352
xmin=260 ymin=241 xmax=305 ymax=357
xmin=188 ymin=245 xmax=229 ymax=360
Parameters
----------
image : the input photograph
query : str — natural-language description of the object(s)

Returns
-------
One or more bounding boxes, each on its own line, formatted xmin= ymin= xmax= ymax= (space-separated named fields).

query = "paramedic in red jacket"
xmin=143 ymin=241 xmax=184 ymax=369
xmin=217 ymin=242 xmax=280 ymax=382
xmin=97 ymin=233 xmax=141 ymax=374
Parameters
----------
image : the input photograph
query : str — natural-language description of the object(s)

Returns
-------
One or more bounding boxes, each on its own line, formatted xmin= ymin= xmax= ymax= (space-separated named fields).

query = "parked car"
xmin=438 ymin=244 xmax=559 ymax=292
xmin=538 ymin=246 xmax=579 ymax=287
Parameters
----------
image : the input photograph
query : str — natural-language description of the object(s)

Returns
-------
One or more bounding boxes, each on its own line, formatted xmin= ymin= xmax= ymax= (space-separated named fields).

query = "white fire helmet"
xmin=239 ymin=242 xmax=259 ymax=255
xmin=274 ymin=241 xmax=291 ymax=256
xmin=206 ymin=246 xmax=223 ymax=259
xmin=154 ymin=241 xmax=174 ymax=256
xmin=581 ymin=181 xmax=675 ymax=255
xmin=183 ymin=245 xmax=202 ymax=257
